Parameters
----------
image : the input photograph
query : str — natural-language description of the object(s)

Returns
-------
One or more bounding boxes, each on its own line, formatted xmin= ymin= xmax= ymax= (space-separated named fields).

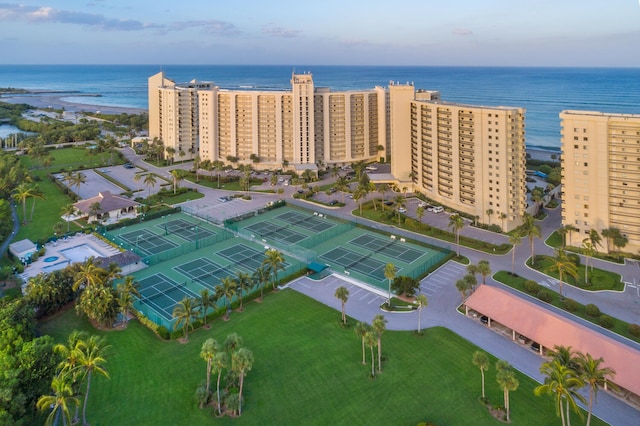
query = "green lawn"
xmin=38 ymin=290 xmax=603 ymax=426
xmin=529 ymin=255 xmax=623 ymax=291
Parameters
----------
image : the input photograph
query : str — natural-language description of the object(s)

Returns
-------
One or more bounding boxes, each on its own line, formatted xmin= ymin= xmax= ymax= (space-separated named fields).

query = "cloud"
xmin=452 ymin=28 xmax=473 ymax=36
xmin=169 ymin=20 xmax=239 ymax=36
xmin=261 ymin=24 xmax=302 ymax=38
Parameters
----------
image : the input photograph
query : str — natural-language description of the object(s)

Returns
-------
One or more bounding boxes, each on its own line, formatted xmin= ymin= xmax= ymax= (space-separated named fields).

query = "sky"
xmin=1 ymin=0 xmax=639 ymax=66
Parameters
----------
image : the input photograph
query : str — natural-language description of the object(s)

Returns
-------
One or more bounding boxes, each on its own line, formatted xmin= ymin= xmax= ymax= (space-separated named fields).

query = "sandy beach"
xmin=0 ymin=93 xmax=147 ymax=115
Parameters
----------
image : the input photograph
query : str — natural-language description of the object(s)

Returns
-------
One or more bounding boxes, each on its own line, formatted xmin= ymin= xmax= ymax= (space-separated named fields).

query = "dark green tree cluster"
xmin=0 ymin=298 xmax=57 ymax=425
xmin=24 ymin=269 xmax=77 ymax=318
xmin=390 ymin=275 xmax=420 ymax=298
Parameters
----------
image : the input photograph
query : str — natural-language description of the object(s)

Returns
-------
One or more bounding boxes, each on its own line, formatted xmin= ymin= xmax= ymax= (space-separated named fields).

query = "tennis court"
xmin=117 ymin=229 xmax=178 ymax=256
xmin=218 ymin=243 xmax=289 ymax=271
xmin=319 ymin=247 xmax=389 ymax=281
xmin=136 ymin=273 xmax=199 ymax=321
xmin=275 ymin=210 xmax=336 ymax=233
xmin=174 ymin=258 xmax=234 ymax=291
xmin=158 ymin=218 xmax=215 ymax=242
xmin=349 ymin=234 xmax=424 ymax=263
xmin=244 ymin=221 xmax=307 ymax=244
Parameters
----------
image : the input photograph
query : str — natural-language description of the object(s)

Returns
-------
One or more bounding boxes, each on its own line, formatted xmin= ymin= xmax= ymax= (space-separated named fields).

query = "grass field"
xmin=38 ymin=290 xmax=602 ymax=426
xmin=529 ymin=255 xmax=623 ymax=292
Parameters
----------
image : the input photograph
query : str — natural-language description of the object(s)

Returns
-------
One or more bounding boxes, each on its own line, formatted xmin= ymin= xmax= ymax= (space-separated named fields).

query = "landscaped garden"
xmin=38 ymin=290 xmax=603 ymax=425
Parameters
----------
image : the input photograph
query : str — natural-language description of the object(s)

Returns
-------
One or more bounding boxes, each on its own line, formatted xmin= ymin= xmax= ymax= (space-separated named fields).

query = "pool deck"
xmin=20 ymin=233 xmax=121 ymax=282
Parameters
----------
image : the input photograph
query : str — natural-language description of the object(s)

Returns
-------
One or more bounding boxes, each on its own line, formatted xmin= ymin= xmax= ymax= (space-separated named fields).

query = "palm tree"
xmin=197 ymin=288 xmax=217 ymax=326
xmin=200 ymin=338 xmax=220 ymax=396
xmin=217 ymin=276 xmax=237 ymax=320
xmin=564 ymin=224 xmax=578 ymax=247
xmin=252 ymin=265 xmax=270 ymax=301
xmin=71 ymin=171 xmax=87 ymax=198
xmin=477 ymin=260 xmax=491 ymax=285
xmin=499 ymin=212 xmax=507 ymax=231
xmin=77 ymin=335 xmax=110 ymax=426
xmin=368 ymin=182 xmax=378 ymax=210
xmin=364 ymin=330 xmax=377 ymax=377
xmin=334 ymin=285 xmax=350 ymax=325
xmin=12 ymin=181 xmax=34 ymax=225
xmin=232 ymin=347 xmax=254 ymax=416
xmin=262 ymin=249 xmax=285 ymax=291
xmin=335 ymin=176 xmax=349 ymax=203
xmin=531 ymin=186 xmax=545 ymax=215
xmin=235 ymin=271 xmax=253 ymax=312
xmin=88 ymin=202 xmax=102 ymax=222
xmin=508 ymin=234 xmax=522 ymax=275
xmin=169 ymin=169 xmax=184 ymax=194
xmin=212 ymin=351 xmax=228 ymax=415
xmin=212 ymin=160 xmax=225 ymax=188
xmin=535 ymin=360 xmax=586 ymax=426
xmin=372 ymin=314 xmax=387 ymax=372
xmin=416 ymin=205 xmax=425 ymax=223
xmin=472 ymin=351 xmax=490 ymax=400
xmin=485 ymin=208 xmax=494 ymax=226
xmin=448 ymin=213 xmax=465 ymax=257
xmin=415 ymin=293 xmax=428 ymax=333
xmin=522 ymin=213 xmax=542 ymax=267
xmin=582 ymin=239 xmax=597 ymax=284
xmin=143 ymin=173 xmax=157 ymax=198
xmin=353 ymin=186 xmax=367 ymax=215
xmin=133 ymin=172 xmax=142 ymax=193
xmin=165 ymin=146 xmax=176 ymax=165
xmin=355 ymin=322 xmax=370 ymax=364
xmin=545 ymin=248 xmax=579 ymax=299
xmin=37 ymin=373 xmax=79 ymax=426
xmin=73 ymin=257 xmax=106 ymax=291
xmin=588 ymin=228 xmax=602 ymax=252
xmin=496 ymin=365 xmax=519 ymax=422
xmin=116 ymin=277 xmax=139 ymax=325
xmin=378 ymin=183 xmax=389 ymax=206
xmin=61 ymin=203 xmax=77 ymax=233
xmin=172 ymin=297 xmax=198 ymax=340
xmin=557 ymin=226 xmax=569 ymax=249
xmin=193 ymin=155 xmax=201 ymax=182
xmin=384 ymin=263 xmax=396 ymax=303
xmin=54 ymin=330 xmax=88 ymax=424
xmin=29 ymin=183 xmax=45 ymax=222
xmin=577 ymin=353 xmax=617 ymax=426
xmin=393 ymin=194 xmax=405 ymax=225
xmin=456 ymin=278 xmax=469 ymax=301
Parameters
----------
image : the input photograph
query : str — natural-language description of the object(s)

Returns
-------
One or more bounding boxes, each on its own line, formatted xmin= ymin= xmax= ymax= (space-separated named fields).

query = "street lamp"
xmin=135 ymin=234 xmax=143 ymax=252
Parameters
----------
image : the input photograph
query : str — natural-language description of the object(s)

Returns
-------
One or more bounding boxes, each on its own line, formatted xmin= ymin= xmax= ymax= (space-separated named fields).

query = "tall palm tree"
xmin=472 ymin=351 xmax=490 ymax=400
xmin=535 ymin=360 xmax=586 ymax=426
xmin=384 ymin=263 xmax=396 ymax=303
xmin=496 ymin=366 xmax=519 ymax=422
xmin=477 ymin=260 xmax=491 ymax=285
xmin=448 ymin=213 xmax=465 ymax=257
xmin=564 ymin=224 xmax=578 ymax=247
xmin=77 ymin=335 xmax=110 ymax=426
xmin=217 ymin=277 xmax=237 ymax=320
xmin=499 ymin=212 xmax=508 ymax=231
xmin=262 ymin=249 xmax=285 ymax=291
xmin=37 ymin=372 xmax=79 ymax=426
xmin=364 ymin=330 xmax=377 ymax=377
xmin=212 ymin=160 xmax=225 ymax=188
xmin=54 ymin=330 xmax=88 ymax=424
xmin=200 ymin=338 xmax=220 ymax=396
xmin=212 ymin=351 xmax=228 ymax=416
xmin=372 ymin=314 xmax=387 ymax=372
xmin=415 ymin=293 xmax=428 ymax=333
xmin=252 ymin=265 xmax=270 ymax=301
xmin=353 ymin=186 xmax=367 ymax=215
xmin=116 ymin=276 xmax=139 ymax=325
xmin=334 ymin=285 xmax=350 ymax=325
xmin=61 ymin=204 xmax=77 ymax=233
xmin=544 ymin=248 xmax=579 ymax=299
xmin=29 ymin=183 xmax=45 ymax=222
xmin=355 ymin=322 xmax=370 ymax=365
xmin=582 ymin=239 xmax=597 ymax=284
xmin=235 ymin=271 xmax=253 ymax=312
xmin=169 ymin=169 xmax=184 ymax=194
xmin=143 ymin=173 xmax=157 ymax=198
xmin=588 ymin=228 xmax=602 ymax=252
xmin=197 ymin=288 xmax=217 ymax=326
xmin=416 ymin=205 xmax=425 ymax=223
xmin=393 ymin=194 xmax=405 ymax=225
xmin=232 ymin=347 xmax=254 ymax=416
xmin=368 ymin=182 xmax=377 ymax=211
xmin=522 ymin=213 xmax=542 ymax=267
xmin=172 ymin=297 xmax=198 ymax=340
xmin=193 ymin=155 xmax=201 ymax=182
xmin=71 ymin=171 xmax=87 ymax=198
xmin=577 ymin=353 xmax=618 ymax=426
xmin=335 ymin=176 xmax=349 ymax=203
xmin=133 ymin=172 xmax=142 ymax=193
xmin=508 ymin=234 xmax=522 ymax=275
xmin=72 ymin=257 xmax=106 ymax=291
xmin=12 ymin=181 xmax=35 ymax=225
xmin=455 ymin=278 xmax=469 ymax=301
xmin=485 ymin=208 xmax=494 ymax=226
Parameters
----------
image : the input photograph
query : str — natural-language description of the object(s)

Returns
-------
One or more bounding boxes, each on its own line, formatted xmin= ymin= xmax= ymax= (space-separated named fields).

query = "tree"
xmin=601 ymin=227 xmax=614 ymax=254
xmin=588 ymin=228 xmax=602 ymax=252
xmin=169 ymin=169 xmax=185 ymax=194
xmin=193 ymin=155 xmax=201 ymax=182
xmin=393 ymin=194 xmax=405 ymax=225
xmin=416 ymin=205 xmax=425 ymax=223
xmin=61 ymin=204 xmax=77 ymax=233
xmin=384 ymin=263 xmax=396 ymax=303
xmin=200 ymin=338 xmax=220 ymax=396
xmin=372 ymin=314 xmax=387 ymax=372
xmin=251 ymin=265 xmax=270 ymax=302
xmin=448 ymin=214 xmax=465 ymax=257
xmin=172 ymin=297 xmax=198 ymax=340
xmin=165 ymin=146 xmax=176 ymax=165
xmin=577 ymin=353 xmax=617 ymax=426
xmin=485 ymin=208 xmax=494 ymax=226
xmin=508 ymin=234 xmax=522 ymax=275
xmin=522 ymin=213 xmax=542 ymax=267
xmin=28 ymin=183 xmax=45 ymax=222
xmin=143 ymin=173 xmax=157 ymax=198
xmin=88 ymin=202 xmax=102 ymax=222
xmin=262 ymin=249 xmax=285 ymax=291
xmin=531 ymin=186 xmax=545 ymax=215
xmin=472 ymin=351 xmax=490 ymax=400
xmin=217 ymin=277 xmax=237 ymax=320
xmin=355 ymin=322 xmax=370 ymax=365
xmin=71 ymin=171 xmax=87 ymax=198
xmin=545 ymin=248 xmax=578 ymax=299
xmin=415 ymin=293 xmax=428 ymax=333
xmin=334 ymin=286 xmax=349 ymax=325
xmin=582 ymin=239 xmax=597 ymax=284
xmin=235 ymin=271 xmax=253 ymax=312
xmin=37 ymin=373 xmax=79 ymax=426
xmin=53 ymin=330 xmax=88 ymax=424
xmin=77 ymin=335 xmax=110 ymax=426
xmin=232 ymin=347 xmax=254 ymax=416
xmin=197 ymin=288 xmax=217 ymax=326
xmin=499 ymin=212 xmax=507 ymax=231
xmin=353 ymin=186 xmax=367 ymax=215
xmin=116 ymin=277 xmax=139 ymax=326
xmin=477 ymin=260 xmax=491 ymax=285
xmin=335 ymin=176 xmax=349 ymax=203
xmin=212 ymin=351 xmax=228 ymax=416
xmin=133 ymin=172 xmax=142 ymax=193
xmin=535 ymin=360 xmax=586 ymax=426
xmin=364 ymin=330 xmax=377 ymax=377
xmin=212 ymin=160 xmax=225 ymax=188
xmin=496 ymin=362 xmax=519 ymax=422
xmin=455 ymin=278 xmax=470 ymax=301
xmin=73 ymin=257 xmax=106 ymax=291
xmin=12 ymin=181 xmax=34 ymax=225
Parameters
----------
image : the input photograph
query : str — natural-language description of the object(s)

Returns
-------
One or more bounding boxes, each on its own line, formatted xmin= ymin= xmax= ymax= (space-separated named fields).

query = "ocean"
xmin=1 ymin=65 xmax=639 ymax=149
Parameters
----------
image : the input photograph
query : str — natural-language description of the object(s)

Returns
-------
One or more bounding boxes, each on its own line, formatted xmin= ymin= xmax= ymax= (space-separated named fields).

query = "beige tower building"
xmin=560 ymin=110 xmax=640 ymax=253
xmin=389 ymin=82 xmax=527 ymax=231
xmin=195 ymin=72 xmax=387 ymax=168
xmin=148 ymin=72 xmax=213 ymax=162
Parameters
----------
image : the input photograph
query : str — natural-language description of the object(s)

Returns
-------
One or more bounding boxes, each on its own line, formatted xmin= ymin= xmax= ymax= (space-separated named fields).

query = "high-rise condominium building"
xmin=560 ymin=110 xmax=640 ymax=253
xmin=389 ymin=82 xmax=528 ymax=231
xmin=149 ymin=72 xmax=528 ymax=231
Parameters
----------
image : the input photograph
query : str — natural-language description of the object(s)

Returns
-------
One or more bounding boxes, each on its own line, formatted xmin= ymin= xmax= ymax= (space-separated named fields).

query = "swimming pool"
xmin=59 ymin=244 xmax=106 ymax=263
xmin=42 ymin=261 xmax=71 ymax=273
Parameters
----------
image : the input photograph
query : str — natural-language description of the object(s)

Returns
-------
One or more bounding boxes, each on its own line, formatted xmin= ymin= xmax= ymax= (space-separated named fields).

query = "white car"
xmin=432 ymin=206 xmax=444 ymax=214
xmin=418 ymin=201 xmax=427 ymax=208
xmin=398 ymin=207 xmax=407 ymax=213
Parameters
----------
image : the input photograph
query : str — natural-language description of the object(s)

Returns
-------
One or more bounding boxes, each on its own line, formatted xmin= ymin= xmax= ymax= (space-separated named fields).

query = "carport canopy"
xmin=308 ymin=262 xmax=327 ymax=273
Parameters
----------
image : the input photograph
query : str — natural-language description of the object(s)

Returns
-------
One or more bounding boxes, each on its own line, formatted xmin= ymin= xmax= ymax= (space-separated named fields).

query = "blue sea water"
xmin=1 ymin=65 xmax=639 ymax=149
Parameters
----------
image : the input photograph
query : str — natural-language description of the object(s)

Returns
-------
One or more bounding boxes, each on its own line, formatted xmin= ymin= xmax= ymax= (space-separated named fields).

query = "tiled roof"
xmin=74 ymin=191 xmax=138 ymax=215
xmin=464 ymin=285 xmax=640 ymax=396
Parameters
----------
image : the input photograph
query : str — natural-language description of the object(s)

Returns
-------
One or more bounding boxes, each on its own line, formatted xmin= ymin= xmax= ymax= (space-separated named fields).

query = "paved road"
xmin=0 ymin=202 xmax=20 ymax=259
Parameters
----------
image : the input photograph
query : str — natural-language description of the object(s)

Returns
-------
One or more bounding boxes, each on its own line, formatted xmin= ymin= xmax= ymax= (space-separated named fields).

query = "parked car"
xmin=124 ymin=163 xmax=135 ymax=169
xmin=329 ymin=199 xmax=339 ymax=206
xmin=480 ymin=315 xmax=489 ymax=324
xmin=398 ymin=207 xmax=407 ymax=213
xmin=417 ymin=201 xmax=427 ymax=208
xmin=531 ymin=342 xmax=541 ymax=352
xmin=517 ymin=334 xmax=529 ymax=344
xmin=383 ymin=200 xmax=394 ymax=206
xmin=432 ymin=206 xmax=444 ymax=214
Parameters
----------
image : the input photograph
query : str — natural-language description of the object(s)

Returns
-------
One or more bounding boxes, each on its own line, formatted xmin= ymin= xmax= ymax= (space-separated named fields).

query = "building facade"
xmin=560 ymin=110 xmax=640 ymax=253
xmin=389 ymin=82 xmax=528 ymax=231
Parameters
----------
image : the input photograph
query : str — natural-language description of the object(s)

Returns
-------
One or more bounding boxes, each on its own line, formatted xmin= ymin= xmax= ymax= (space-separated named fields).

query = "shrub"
xmin=628 ymin=324 xmax=640 ymax=337
xmin=537 ymin=289 xmax=553 ymax=303
xmin=598 ymin=315 xmax=615 ymax=329
xmin=585 ymin=303 xmax=601 ymax=317
xmin=567 ymin=253 xmax=581 ymax=267
xmin=487 ymin=224 xmax=502 ymax=233
xmin=156 ymin=325 xmax=170 ymax=340
xmin=524 ymin=280 xmax=540 ymax=294
xmin=563 ymin=298 xmax=580 ymax=313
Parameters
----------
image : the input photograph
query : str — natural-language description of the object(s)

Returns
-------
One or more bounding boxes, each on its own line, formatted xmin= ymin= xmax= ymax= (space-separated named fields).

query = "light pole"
xmin=135 ymin=234 xmax=143 ymax=252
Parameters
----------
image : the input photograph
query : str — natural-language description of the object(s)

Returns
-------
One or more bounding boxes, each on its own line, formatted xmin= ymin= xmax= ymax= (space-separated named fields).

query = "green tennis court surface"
xmin=218 ymin=243 xmax=290 ymax=271
xmin=118 ymin=229 xmax=178 ymax=256
xmin=244 ymin=221 xmax=307 ymax=244
xmin=320 ymin=247 xmax=389 ymax=281
xmin=136 ymin=273 xmax=199 ymax=321
xmin=275 ymin=210 xmax=335 ymax=232
xmin=157 ymin=218 xmax=215 ymax=242
xmin=349 ymin=234 xmax=424 ymax=263
xmin=174 ymin=258 xmax=233 ymax=291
